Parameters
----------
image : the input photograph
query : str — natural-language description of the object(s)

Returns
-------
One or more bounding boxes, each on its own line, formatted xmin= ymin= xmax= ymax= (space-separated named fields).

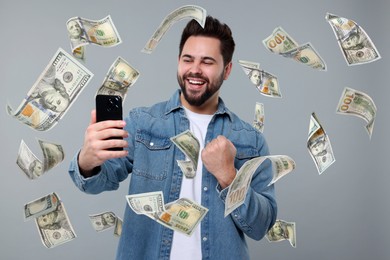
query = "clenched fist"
xmin=201 ymin=135 xmax=236 ymax=189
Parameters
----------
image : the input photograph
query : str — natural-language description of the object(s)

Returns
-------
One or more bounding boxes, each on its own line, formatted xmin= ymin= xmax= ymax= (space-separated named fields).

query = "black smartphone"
xmin=95 ymin=94 xmax=123 ymax=151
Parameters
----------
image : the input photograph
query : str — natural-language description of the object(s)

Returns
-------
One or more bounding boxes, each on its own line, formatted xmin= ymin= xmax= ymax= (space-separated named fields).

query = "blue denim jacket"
xmin=68 ymin=90 xmax=277 ymax=260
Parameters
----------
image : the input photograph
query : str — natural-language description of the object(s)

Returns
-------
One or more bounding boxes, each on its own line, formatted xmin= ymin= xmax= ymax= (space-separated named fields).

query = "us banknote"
xmin=96 ymin=57 xmax=140 ymax=101
xmin=89 ymin=211 xmax=118 ymax=232
xmin=171 ymin=130 xmax=200 ymax=177
xmin=66 ymin=15 xmax=121 ymax=59
xmin=325 ymin=13 xmax=380 ymax=65
xmin=142 ymin=5 xmax=206 ymax=53
xmin=225 ymin=155 xmax=295 ymax=217
xmin=336 ymin=87 xmax=377 ymax=138
xmin=29 ymin=193 xmax=76 ymax=248
xmin=7 ymin=48 xmax=93 ymax=131
xmin=263 ymin=26 xmax=326 ymax=70
xmin=145 ymin=197 xmax=208 ymax=236
xmin=24 ymin=192 xmax=60 ymax=221
xmin=307 ymin=112 xmax=335 ymax=174
xmin=16 ymin=139 xmax=64 ymax=180
xmin=126 ymin=191 xmax=165 ymax=215
xmin=238 ymin=60 xmax=281 ymax=98
xmin=253 ymin=102 xmax=265 ymax=133
xmin=266 ymin=219 xmax=297 ymax=248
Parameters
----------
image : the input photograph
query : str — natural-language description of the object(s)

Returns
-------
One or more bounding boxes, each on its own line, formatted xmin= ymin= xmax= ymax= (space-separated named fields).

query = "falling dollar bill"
xmin=146 ymin=197 xmax=208 ymax=236
xmin=325 ymin=13 xmax=381 ymax=65
xmin=126 ymin=192 xmax=208 ymax=236
xmin=16 ymin=139 xmax=65 ymax=180
xmin=238 ymin=60 xmax=281 ymax=98
xmin=126 ymin=191 xmax=165 ymax=215
xmin=253 ymin=102 xmax=265 ymax=133
xmin=66 ymin=15 xmax=122 ymax=59
xmin=266 ymin=219 xmax=296 ymax=248
xmin=89 ymin=211 xmax=118 ymax=232
xmin=225 ymin=155 xmax=295 ymax=217
xmin=171 ymin=130 xmax=200 ymax=177
xmin=307 ymin=112 xmax=336 ymax=174
xmin=142 ymin=5 xmax=206 ymax=53
xmin=114 ymin=217 xmax=123 ymax=237
xmin=96 ymin=57 xmax=140 ymax=101
xmin=6 ymin=48 xmax=93 ymax=131
xmin=336 ymin=87 xmax=377 ymax=138
xmin=28 ymin=193 xmax=76 ymax=248
xmin=262 ymin=26 xmax=326 ymax=70
xmin=24 ymin=192 xmax=60 ymax=221
xmin=177 ymin=159 xmax=196 ymax=178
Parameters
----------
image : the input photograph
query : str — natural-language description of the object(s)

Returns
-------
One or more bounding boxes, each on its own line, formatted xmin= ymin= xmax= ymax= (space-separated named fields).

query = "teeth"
xmin=188 ymin=79 xmax=204 ymax=85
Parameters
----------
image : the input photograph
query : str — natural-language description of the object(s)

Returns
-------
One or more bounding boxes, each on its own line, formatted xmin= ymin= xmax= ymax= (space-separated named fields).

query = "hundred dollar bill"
xmin=263 ymin=26 xmax=326 ymax=70
xmin=171 ymin=130 xmax=200 ymax=175
xmin=177 ymin=159 xmax=196 ymax=178
xmin=336 ymin=87 xmax=377 ymax=138
xmin=126 ymin=191 xmax=165 ymax=215
xmin=266 ymin=219 xmax=296 ymax=248
xmin=66 ymin=15 xmax=121 ymax=58
xmin=96 ymin=56 xmax=140 ymax=101
xmin=35 ymin=200 xmax=76 ymax=248
xmin=89 ymin=211 xmax=117 ymax=232
xmin=7 ymin=48 xmax=93 ymax=131
xmin=142 ymin=5 xmax=206 ymax=53
xmin=253 ymin=102 xmax=264 ymax=133
xmin=24 ymin=192 xmax=60 ymax=221
xmin=225 ymin=155 xmax=295 ymax=217
xmin=325 ymin=13 xmax=381 ymax=65
xmin=262 ymin=26 xmax=299 ymax=54
xmin=238 ymin=60 xmax=281 ymax=98
xmin=308 ymin=112 xmax=335 ymax=174
xmin=145 ymin=198 xmax=208 ymax=236
xmin=16 ymin=139 xmax=64 ymax=180
xmin=114 ymin=217 xmax=123 ymax=237
xmin=281 ymin=43 xmax=327 ymax=71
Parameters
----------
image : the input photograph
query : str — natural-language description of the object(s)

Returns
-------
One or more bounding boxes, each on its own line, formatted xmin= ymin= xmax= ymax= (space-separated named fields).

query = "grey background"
xmin=1 ymin=0 xmax=389 ymax=259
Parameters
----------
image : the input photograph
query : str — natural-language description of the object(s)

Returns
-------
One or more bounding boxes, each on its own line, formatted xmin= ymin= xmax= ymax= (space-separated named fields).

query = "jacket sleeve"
xmin=218 ymin=136 xmax=277 ymax=240
xmin=67 ymin=110 xmax=136 ymax=194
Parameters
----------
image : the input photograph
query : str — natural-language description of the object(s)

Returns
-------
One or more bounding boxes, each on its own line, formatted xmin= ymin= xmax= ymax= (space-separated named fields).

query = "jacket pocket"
xmin=133 ymin=130 xmax=172 ymax=180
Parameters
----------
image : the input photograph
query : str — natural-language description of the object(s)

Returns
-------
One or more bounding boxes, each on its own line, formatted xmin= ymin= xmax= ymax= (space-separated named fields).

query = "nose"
xmin=189 ymin=61 xmax=202 ymax=74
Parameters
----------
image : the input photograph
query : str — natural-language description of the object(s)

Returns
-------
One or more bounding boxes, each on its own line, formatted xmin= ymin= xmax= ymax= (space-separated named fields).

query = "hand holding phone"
xmin=95 ymin=94 xmax=124 ymax=151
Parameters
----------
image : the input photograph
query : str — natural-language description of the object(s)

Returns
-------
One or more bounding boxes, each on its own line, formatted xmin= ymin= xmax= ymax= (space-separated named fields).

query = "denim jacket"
xmin=68 ymin=89 xmax=277 ymax=260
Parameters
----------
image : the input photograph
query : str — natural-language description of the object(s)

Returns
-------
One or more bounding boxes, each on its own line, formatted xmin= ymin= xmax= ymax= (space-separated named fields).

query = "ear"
xmin=223 ymin=62 xmax=233 ymax=80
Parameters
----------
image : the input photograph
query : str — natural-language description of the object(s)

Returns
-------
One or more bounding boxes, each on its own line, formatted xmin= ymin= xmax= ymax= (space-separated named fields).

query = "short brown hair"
xmin=179 ymin=15 xmax=235 ymax=66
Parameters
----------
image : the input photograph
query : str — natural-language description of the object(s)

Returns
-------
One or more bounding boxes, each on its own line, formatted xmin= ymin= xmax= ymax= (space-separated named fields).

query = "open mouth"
xmin=186 ymin=77 xmax=207 ymax=90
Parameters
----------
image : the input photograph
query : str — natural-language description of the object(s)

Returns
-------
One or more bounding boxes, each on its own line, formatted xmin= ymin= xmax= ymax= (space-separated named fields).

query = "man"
xmin=69 ymin=16 xmax=277 ymax=259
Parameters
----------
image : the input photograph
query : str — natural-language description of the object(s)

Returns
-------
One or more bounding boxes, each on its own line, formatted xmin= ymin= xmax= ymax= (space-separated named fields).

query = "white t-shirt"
xmin=170 ymin=107 xmax=213 ymax=260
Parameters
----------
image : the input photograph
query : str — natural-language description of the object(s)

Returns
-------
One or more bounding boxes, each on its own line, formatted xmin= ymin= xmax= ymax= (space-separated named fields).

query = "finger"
xmin=95 ymin=119 xmax=126 ymax=131
xmin=90 ymin=109 xmax=97 ymax=125
xmin=100 ymin=139 xmax=129 ymax=151
xmin=98 ymin=128 xmax=128 ymax=140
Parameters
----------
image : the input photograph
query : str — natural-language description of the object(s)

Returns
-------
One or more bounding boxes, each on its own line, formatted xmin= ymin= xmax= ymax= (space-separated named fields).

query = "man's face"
xmin=67 ymin=21 xmax=82 ymax=38
xmin=177 ymin=36 xmax=230 ymax=108
xmin=250 ymin=70 xmax=261 ymax=86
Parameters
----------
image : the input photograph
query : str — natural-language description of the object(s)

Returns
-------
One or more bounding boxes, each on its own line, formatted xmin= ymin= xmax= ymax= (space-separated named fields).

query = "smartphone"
xmin=95 ymin=94 xmax=123 ymax=151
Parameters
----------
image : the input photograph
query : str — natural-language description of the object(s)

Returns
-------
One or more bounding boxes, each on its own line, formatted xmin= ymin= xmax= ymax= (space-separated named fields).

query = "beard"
xmin=177 ymin=71 xmax=224 ymax=107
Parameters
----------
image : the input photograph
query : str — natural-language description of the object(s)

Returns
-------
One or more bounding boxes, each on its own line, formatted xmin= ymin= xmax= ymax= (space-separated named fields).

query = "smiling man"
xmin=68 ymin=15 xmax=277 ymax=260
